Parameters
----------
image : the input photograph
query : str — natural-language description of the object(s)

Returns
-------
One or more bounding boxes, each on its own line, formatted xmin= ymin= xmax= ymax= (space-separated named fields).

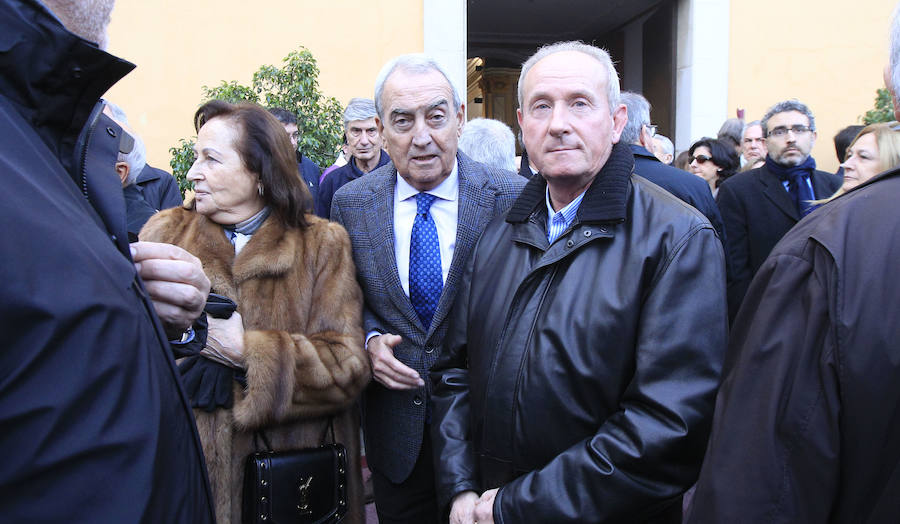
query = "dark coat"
xmin=686 ymin=167 xmax=900 ymax=523
xmin=136 ymin=163 xmax=182 ymax=210
xmin=123 ymin=183 xmax=157 ymax=239
xmin=431 ymin=143 xmax=727 ymax=523
xmin=141 ymin=207 xmax=370 ymax=524
xmin=716 ymin=162 xmax=840 ymax=319
xmin=630 ymin=144 xmax=727 ymax=247
xmin=316 ymin=150 xmax=390 ymax=219
xmin=298 ymin=153 xmax=321 ymax=203
xmin=331 ymin=152 xmax=525 ymax=484
xmin=0 ymin=1 xmax=214 ymax=521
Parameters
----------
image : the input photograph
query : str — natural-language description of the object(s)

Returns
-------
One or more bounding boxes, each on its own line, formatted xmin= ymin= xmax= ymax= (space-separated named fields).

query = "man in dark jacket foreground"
xmin=685 ymin=17 xmax=900 ymax=521
xmin=431 ymin=41 xmax=727 ymax=524
xmin=0 ymin=1 xmax=214 ymax=521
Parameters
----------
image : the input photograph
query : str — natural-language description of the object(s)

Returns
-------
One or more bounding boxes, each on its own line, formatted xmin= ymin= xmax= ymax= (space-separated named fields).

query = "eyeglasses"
xmin=691 ymin=154 xmax=712 ymax=164
xmin=767 ymin=125 xmax=812 ymax=138
xmin=644 ymin=124 xmax=657 ymax=137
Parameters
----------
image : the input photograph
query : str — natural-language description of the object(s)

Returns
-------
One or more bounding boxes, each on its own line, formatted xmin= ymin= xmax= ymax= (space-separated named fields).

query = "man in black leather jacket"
xmin=431 ymin=41 xmax=728 ymax=524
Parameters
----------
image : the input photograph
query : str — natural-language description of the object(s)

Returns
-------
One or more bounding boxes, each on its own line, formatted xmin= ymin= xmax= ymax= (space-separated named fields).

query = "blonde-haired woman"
xmin=819 ymin=122 xmax=900 ymax=202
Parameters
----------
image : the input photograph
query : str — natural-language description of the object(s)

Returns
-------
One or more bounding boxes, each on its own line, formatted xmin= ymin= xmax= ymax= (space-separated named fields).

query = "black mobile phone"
xmin=204 ymin=292 xmax=237 ymax=319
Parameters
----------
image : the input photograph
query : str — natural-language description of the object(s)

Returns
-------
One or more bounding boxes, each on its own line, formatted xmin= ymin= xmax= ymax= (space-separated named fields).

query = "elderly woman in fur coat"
xmin=140 ymin=100 xmax=370 ymax=523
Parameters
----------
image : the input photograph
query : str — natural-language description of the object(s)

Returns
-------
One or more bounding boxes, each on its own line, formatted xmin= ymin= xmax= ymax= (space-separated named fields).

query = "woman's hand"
xmin=207 ymin=312 xmax=246 ymax=367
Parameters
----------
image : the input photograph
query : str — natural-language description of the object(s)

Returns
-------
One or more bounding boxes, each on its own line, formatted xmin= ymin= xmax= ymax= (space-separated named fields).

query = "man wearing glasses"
xmin=716 ymin=99 xmax=840 ymax=320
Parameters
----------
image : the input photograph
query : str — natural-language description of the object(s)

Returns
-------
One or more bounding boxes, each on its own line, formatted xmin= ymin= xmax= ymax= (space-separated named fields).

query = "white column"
xmin=424 ymin=0 xmax=467 ymax=114
xmin=675 ymin=0 xmax=730 ymax=152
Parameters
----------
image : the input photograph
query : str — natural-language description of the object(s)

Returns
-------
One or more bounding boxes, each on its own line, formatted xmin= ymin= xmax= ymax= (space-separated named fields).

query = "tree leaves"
xmin=169 ymin=47 xmax=343 ymax=196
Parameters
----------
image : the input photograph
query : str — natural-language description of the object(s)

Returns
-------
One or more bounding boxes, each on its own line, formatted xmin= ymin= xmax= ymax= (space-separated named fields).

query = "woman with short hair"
xmin=688 ymin=137 xmax=740 ymax=197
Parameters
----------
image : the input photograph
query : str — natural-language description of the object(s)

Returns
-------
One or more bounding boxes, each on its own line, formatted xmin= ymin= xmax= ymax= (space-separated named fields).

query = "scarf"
xmin=223 ymin=206 xmax=271 ymax=254
xmin=765 ymin=155 xmax=818 ymax=217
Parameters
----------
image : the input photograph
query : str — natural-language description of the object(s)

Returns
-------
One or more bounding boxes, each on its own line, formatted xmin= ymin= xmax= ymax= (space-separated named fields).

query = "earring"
xmin=258 ymin=183 xmax=264 ymax=197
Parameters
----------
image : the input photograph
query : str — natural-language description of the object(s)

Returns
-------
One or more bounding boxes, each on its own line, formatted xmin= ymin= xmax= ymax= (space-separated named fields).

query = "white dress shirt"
xmin=394 ymin=161 xmax=459 ymax=297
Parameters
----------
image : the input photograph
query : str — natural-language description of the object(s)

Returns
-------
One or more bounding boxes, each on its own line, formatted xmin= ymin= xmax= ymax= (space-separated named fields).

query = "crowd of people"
xmin=3 ymin=0 xmax=900 ymax=523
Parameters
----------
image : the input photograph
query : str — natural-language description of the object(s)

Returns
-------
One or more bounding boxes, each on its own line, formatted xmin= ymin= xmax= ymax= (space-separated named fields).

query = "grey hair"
xmin=718 ymin=118 xmax=744 ymax=143
xmin=892 ymin=5 xmax=900 ymax=99
xmin=119 ymin=133 xmax=146 ymax=187
xmin=761 ymin=100 xmax=816 ymax=136
xmin=104 ymin=100 xmax=146 ymax=186
xmin=619 ymin=91 xmax=651 ymax=145
xmin=742 ymin=120 xmax=763 ymax=138
xmin=342 ymin=98 xmax=377 ymax=129
xmin=43 ymin=0 xmax=114 ymax=50
xmin=458 ymin=118 xmax=517 ymax=171
xmin=517 ymin=41 xmax=620 ymax=115
xmin=373 ymin=55 xmax=461 ymax=119
xmin=654 ymin=134 xmax=674 ymax=157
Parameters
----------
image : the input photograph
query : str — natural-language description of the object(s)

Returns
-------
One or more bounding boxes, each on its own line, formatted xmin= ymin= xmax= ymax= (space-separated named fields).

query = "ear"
xmin=610 ymin=104 xmax=628 ymax=144
xmin=638 ymin=125 xmax=653 ymax=149
xmin=456 ymin=103 xmax=466 ymax=137
xmin=115 ymin=161 xmax=129 ymax=186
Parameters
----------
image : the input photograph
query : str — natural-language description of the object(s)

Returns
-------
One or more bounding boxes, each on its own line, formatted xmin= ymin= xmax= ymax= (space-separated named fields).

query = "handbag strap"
xmin=252 ymin=416 xmax=336 ymax=452
xmin=252 ymin=429 xmax=275 ymax=452
xmin=320 ymin=416 xmax=336 ymax=446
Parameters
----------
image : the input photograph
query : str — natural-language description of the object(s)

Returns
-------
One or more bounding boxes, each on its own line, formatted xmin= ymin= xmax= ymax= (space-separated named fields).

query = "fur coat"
xmin=141 ymin=206 xmax=370 ymax=524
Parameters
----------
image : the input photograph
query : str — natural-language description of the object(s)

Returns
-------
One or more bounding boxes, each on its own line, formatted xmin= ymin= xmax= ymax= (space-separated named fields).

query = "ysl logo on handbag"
xmin=297 ymin=476 xmax=314 ymax=515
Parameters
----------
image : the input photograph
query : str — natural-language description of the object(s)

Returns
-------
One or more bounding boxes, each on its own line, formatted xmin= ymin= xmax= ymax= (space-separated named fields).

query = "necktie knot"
xmin=416 ymin=192 xmax=437 ymax=215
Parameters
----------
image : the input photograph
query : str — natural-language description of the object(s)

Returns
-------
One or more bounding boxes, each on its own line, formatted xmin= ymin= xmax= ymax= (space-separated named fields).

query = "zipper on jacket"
xmin=78 ymin=105 xmax=105 ymax=203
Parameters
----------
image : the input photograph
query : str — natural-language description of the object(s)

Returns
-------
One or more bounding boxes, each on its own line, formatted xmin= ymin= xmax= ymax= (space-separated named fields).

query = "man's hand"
xmin=449 ymin=491 xmax=479 ymax=524
xmin=473 ymin=488 xmax=498 ymax=524
xmin=130 ymin=241 xmax=210 ymax=337
xmin=366 ymin=333 xmax=424 ymax=390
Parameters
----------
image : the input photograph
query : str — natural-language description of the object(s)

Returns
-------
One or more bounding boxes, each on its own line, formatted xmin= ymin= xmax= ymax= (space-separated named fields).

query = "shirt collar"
xmin=545 ymin=187 xmax=586 ymax=225
xmin=396 ymin=159 xmax=459 ymax=202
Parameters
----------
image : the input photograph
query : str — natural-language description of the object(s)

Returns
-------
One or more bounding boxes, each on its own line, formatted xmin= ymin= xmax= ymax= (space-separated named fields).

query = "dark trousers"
xmin=370 ymin=431 xmax=441 ymax=524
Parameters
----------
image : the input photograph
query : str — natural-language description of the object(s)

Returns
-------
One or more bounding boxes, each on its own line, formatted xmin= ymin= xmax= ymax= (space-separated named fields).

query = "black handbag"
xmin=242 ymin=420 xmax=348 ymax=524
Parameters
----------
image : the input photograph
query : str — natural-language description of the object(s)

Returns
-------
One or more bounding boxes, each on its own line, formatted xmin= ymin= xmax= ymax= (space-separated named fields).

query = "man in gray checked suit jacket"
xmin=331 ymin=54 xmax=525 ymax=524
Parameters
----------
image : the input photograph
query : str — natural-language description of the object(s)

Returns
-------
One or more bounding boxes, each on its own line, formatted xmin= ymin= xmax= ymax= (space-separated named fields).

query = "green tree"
xmin=862 ymin=87 xmax=895 ymax=124
xmin=169 ymin=48 xmax=343 ymax=194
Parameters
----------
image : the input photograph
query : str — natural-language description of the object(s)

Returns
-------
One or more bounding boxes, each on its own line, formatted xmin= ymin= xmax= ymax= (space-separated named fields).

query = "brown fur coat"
xmin=141 ymin=207 xmax=370 ymax=524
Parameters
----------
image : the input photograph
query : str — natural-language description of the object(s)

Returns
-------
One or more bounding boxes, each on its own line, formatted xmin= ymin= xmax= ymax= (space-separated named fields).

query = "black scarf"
xmin=765 ymin=154 xmax=818 ymax=217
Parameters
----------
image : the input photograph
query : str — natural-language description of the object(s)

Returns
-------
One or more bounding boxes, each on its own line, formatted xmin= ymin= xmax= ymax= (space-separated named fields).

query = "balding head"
xmin=43 ymin=0 xmax=115 ymax=50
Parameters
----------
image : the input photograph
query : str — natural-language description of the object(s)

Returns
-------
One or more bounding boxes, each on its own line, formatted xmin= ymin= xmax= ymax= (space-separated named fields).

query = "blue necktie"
xmin=787 ymin=172 xmax=816 ymax=217
xmin=409 ymin=193 xmax=443 ymax=329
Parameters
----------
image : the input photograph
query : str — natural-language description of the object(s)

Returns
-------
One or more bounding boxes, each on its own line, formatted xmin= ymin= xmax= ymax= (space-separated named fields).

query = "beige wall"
xmin=104 ymin=0 xmax=424 ymax=171
xmin=728 ymin=0 xmax=895 ymax=172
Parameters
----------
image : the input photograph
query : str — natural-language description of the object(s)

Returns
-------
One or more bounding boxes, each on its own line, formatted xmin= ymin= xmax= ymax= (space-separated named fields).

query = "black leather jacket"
xmin=431 ymin=143 xmax=728 ymax=523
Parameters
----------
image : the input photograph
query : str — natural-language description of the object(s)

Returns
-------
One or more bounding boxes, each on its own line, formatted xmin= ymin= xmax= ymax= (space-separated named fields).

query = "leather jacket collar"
xmin=506 ymin=141 xmax=634 ymax=225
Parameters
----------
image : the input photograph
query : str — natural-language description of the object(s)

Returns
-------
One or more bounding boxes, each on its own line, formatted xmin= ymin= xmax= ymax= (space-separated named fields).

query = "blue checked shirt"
xmin=546 ymin=188 xmax=586 ymax=244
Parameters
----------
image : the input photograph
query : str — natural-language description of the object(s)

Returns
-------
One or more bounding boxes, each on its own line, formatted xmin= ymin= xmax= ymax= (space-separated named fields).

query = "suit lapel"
xmin=428 ymin=155 xmax=495 ymax=336
xmin=810 ymin=170 xmax=836 ymax=199
xmin=363 ymin=168 xmax=424 ymax=332
xmin=759 ymin=166 xmax=800 ymax=221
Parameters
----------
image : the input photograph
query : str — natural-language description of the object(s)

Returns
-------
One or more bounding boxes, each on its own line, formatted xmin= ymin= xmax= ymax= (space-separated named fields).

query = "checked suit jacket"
xmin=331 ymin=151 xmax=525 ymax=483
